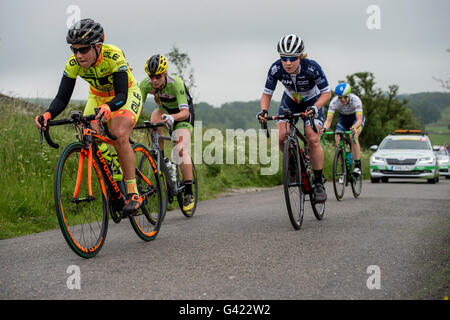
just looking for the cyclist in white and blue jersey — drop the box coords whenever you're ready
[257,34,331,203]
[322,83,365,176]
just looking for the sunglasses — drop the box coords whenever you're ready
[338,95,349,100]
[70,45,93,54]
[150,74,163,80]
[280,56,299,62]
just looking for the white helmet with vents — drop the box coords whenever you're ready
[277,34,305,57]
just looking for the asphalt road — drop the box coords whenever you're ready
[1,179,449,300]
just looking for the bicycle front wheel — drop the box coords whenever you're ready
[332,148,346,201]
[283,140,304,230]
[131,143,165,241]
[54,142,108,259]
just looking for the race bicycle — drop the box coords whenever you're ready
[38,110,164,258]
[261,110,325,230]
[322,130,362,201]
[133,121,198,218]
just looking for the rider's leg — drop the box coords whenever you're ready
[351,126,362,160]
[276,121,290,152]
[335,134,341,146]
[305,114,327,203]
[305,124,324,178]
[173,126,195,211]
[173,128,193,182]
[352,126,363,173]
[109,115,136,191]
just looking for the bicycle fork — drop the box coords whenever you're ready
[71,145,125,207]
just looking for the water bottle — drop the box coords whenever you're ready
[110,152,123,181]
[98,142,112,163]
[98,143,122,181]
[347,153,353,166]
[165,158,177,183]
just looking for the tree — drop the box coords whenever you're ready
[343,72,420,147]
[166,45,196,99]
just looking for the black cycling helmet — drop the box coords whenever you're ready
[66,19,104,45]
[145,54,168,77]
[277,34,305,57]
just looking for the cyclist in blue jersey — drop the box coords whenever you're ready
[257,34,331,203]
[322,83,365,176]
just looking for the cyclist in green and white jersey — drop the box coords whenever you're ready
[139,54,195,212]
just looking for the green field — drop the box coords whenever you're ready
[426,121,450,146]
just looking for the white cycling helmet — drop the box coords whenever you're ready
[277,34,305,57]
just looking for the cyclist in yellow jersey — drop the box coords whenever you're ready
[34,19,144,214]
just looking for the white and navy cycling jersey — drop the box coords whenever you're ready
[328,94,363,116]
[263,58,330,103]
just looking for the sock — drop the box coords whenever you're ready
[313,170,323,183]
[355,159,361,168]
[184,180,193,195]
[126,179,139,195]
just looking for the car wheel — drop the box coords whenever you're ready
[371,177,380,183]
[381,177,389,183]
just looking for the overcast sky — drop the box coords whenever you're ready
[0,0,449,107]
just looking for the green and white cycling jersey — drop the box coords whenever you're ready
[139,74,192,111]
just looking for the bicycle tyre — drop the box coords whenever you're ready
[54,142,108,258]
[283,140,304,230]
[308,159,326,221]
[131,143,166,241]
[332,148,346,201]
[177,160,198,218]
[351,166,363,199]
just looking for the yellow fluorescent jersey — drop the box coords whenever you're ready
[63,44,136,94]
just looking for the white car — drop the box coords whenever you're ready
[369,131,439,183]
[435,148,450,179]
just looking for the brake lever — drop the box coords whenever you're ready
[259,120,269,138]
[39,128,44,145]
[97,118,105,136]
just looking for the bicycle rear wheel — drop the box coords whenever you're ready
[55,142,108,258]
[332,148,346,201]
[131,143,165,241]
[177,158,198,218]
[283,140,304,230]
[351,166,363,198]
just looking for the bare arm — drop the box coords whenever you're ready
[314,91,331,109]
[323,113,334,130]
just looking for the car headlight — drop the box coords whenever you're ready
[439,158,449,163]
[418,157,433,164]
[371,156,385,164]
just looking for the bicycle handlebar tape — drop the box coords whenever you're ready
[43,124,60,149]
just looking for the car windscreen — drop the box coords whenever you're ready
[379,137,431,150]
[436,150,448,156]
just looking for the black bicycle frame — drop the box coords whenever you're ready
[288,120,313,193]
